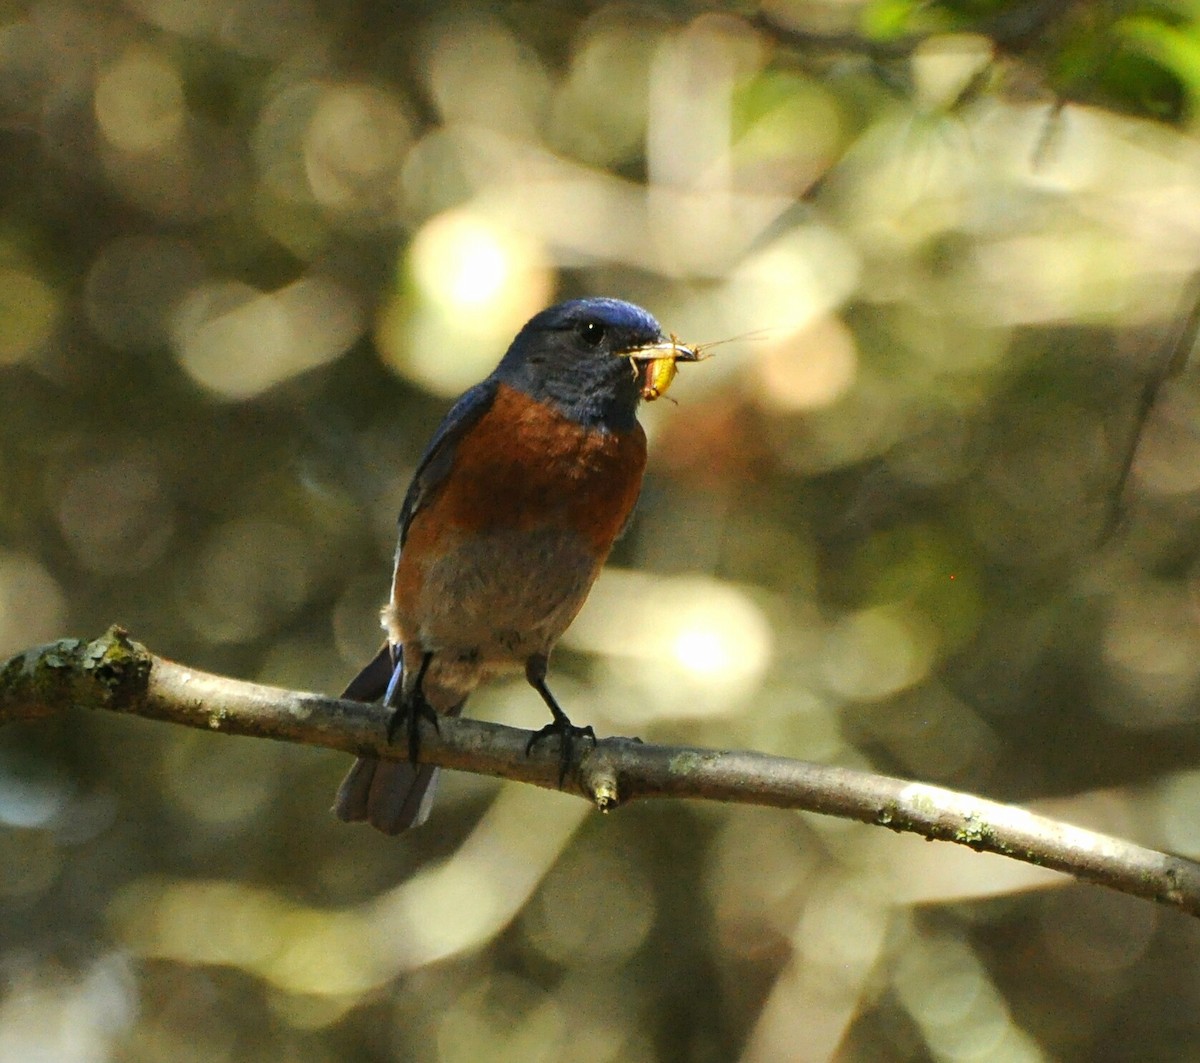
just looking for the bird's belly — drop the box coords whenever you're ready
[390,526,598,666]
[385,385,646,694]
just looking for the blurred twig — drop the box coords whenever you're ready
[1104,271,1200,539]
[4,626,1200,917]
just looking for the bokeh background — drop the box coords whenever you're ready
[5,0,1200,1059]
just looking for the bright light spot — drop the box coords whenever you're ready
[672,625,728,676]
[797,874,892,971]
[732,70,842,196]
[424,14,551,135]
[894,932,1047,1063]
[718,226,860,337]
[0,264,57,364]
[0,767,71,829]
[94,44,185,154]
[912,34,993,110]
[1152,769,1200,856]
[563,569,774,720]
[448,236,506,306]
[377,209,553,395]
[549,21,659,166]
[304,84,412,215]
[821,605,935,701]
[109,878,380,997]
[410,210,529,313]
[109,785,588,996]
[0,954,137,1062]
[173,275,363,400]
[255,80,326,201]
[374,785,586,969]
[757,314,858,411]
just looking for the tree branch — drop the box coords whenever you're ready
[4,627,1199,917]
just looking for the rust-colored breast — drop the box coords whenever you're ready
[392,384,647,631]
[420,383,644,546]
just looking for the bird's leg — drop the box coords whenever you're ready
[385,648,439,764]
[524,653,595,786]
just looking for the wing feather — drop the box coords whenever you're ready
[397,379,498,548]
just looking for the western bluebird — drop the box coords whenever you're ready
[334,298,694,833]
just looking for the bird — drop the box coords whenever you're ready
[333,297,695,834]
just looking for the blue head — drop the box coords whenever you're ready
[493,298,666,431]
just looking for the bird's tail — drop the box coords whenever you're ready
[334,755,442,834]
[332,643,462,834]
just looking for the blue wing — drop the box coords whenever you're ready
[398,379,498,547]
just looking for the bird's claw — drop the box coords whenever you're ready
[526,719,596,787]
[386,692,440,764]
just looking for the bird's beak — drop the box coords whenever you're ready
[622,335,702,402]
[622,338,700,362]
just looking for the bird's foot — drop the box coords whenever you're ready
[386,692,440,764]
[526,715,596,788]
[383,652,439,763]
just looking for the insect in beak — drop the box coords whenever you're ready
[622,326,767,402]
[625,335,704,402]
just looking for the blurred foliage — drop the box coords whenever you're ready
[5,0,1200,1060]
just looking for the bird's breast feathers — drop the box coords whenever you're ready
[387,383,647,660]
[418,382,646,547]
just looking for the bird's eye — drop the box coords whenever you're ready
[580,320,606,346]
